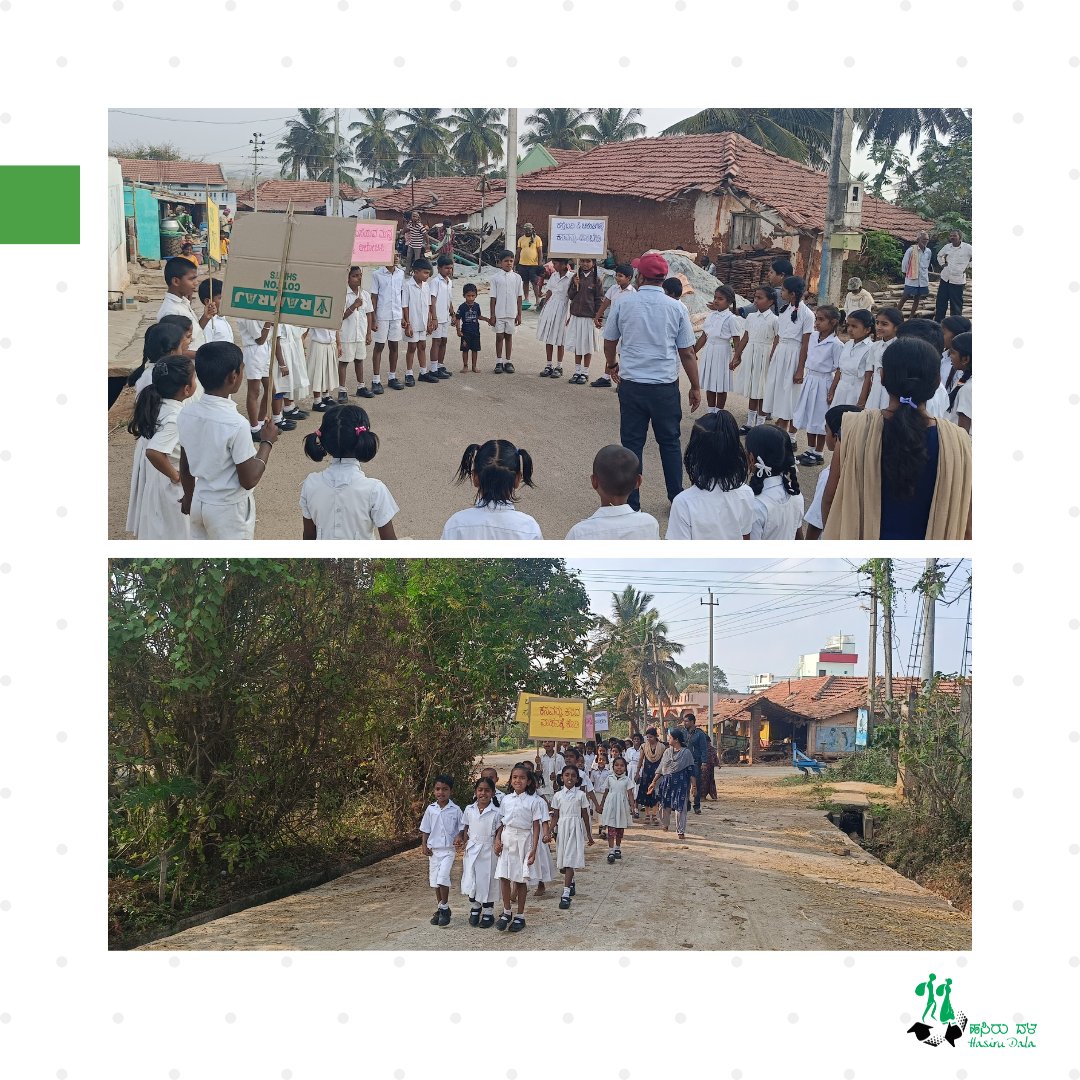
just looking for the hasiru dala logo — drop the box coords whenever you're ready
[906,973,968,1046]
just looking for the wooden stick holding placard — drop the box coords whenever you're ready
[204,182,215,302]
[263,200,295,425]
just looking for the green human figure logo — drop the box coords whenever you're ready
[317,298,329,315]
[936,977,955,1023]
[915,973,939,1022]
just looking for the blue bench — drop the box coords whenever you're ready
[793,744,827,776]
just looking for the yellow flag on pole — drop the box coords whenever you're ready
[207,195,221,263]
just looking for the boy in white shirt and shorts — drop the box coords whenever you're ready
[489,250,523,374]
[338,265,374,401]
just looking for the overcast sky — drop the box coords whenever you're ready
[565,558,971,692]
[107,107,879,179]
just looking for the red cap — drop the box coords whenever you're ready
[632,252,669,278]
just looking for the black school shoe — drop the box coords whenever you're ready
[404,373,416,387]
[418,371,439,384]
[312,398,334,411]
[282,407,309,420]
[429,910,442,926]
[508,916,526,933]
[540,365,553,377]
[273,416,297,431]
[613,849,622,859]
[437,907,451,926]
[607,852,616,864]
[371,382,385,395]
[559,895,571,909]
[591,375,612,387]
[386,378,404,390]
[569,882,576,896]
[496,912,512,931]
[337,390,349,404]
[478,911,495,928]
[493,362,505,373]
[502,362,515,373]
[468,908,481,927]
[435,368,452,379]
[355,386,374,399]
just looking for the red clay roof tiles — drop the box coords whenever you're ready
[118,158,226,186]
[367,176,506,217]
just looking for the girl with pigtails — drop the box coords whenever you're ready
[299,405,398,539]
[440,438,542,539]
[745,423,803,540]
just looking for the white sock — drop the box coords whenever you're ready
[338,385,346,394]
[502,908,512,918]
[438,901,449,910]
[251,421,262,433]
[562,886,571,898]
[575,363,583,375]
[747,410,757,425]
[430,360,440,372]
[419,365,429,374]
[756,413,767,426]
[708,406,719,414]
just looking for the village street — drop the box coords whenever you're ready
[140,765,970,952]
[108,267,828,541]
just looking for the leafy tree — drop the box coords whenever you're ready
[661,109,834,167]
[275,108,359,185]
[852,108,971,154]
[109,141,187,161]
[675,662,730,694]
[893,132,972,240]
[582,108,645,147]
[349,108,402,186]
[521,108,592,151]
[396,108,453,178]
[447,108,507,174]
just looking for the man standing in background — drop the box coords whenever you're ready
[516,222,544,307]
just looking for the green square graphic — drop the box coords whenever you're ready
[0,166,80,244]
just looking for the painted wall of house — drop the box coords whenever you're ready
[133,186,161,261]
[811,719,857,754]
[107,158,129,293]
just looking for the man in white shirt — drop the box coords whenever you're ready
[369,261,405,392]
[933,230,972,321]
[565,444,660,539]
[489,250,524,374]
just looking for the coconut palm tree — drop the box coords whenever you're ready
[852,108,971,153]
[582,108,646,147]
[395,108,453,178]
[276,108,335,180]
[348,108,401,186]
[447,108,507,174]
[661,108,834,167]
[520,108,592,151]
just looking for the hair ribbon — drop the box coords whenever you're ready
[899,396,918,408]
[356,426,367,434]
[753,460,773,478]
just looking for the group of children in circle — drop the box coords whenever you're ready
[123,253,971,541]
[418,739,640,933]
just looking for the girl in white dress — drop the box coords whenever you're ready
[865,307,902,410]
[732,286,781,431]
[762,276,815,444]
[460,777,502,928]
[589,750,612,838]
[829,309,875,409]
[536,257,572,377]
[695,285,740,411]
[792,306,842,466]
[745,423,803,540]
[551,765,593,909]
[944,331,972,433]
[279,322,311,420]
[493,765,543,933]
[442,439,542,540]
[305,326,340,412]
[299,405,399,540]
[666,411,756,540]
[125,356,197,540]
[599,756,637,864]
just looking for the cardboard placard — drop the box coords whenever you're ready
[527,697,587,741]
[220,211,356,329]
[593,710,609,733]
[547,214,608,259]
[352,219,398,265]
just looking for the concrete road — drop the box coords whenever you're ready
[140,770,970,952]
[108,283,827,540]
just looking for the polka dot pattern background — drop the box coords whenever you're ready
[0,0,1077,1076]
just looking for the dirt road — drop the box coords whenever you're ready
[108,281,826,540]
[141,769,969,952]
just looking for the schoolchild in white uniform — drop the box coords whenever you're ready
[489,250,524,373]
[401,259,439,385]
[894,318,952,420]
[566,444,660,540]
[550,764,594,909]
[494,765,544,933]
[792,306,843,466]
[589,263,635,387]
[732,286,780,431]
[940,317,971,390]
[428,255,455,379]
[589,753,612,836]
[526,783,555,896]
[177,341,278,541]
[419,774,465,927]
[299,404,399,540]
[237,318,289,441]
[829,309,875,409]
[599,756,637,863]
[369,262,406,392]
[305,324,340,413]
[460,777,502,928]
[944,331,972,433]
[125,356,197,540]
[534,742,565,803]
[442,438,542,540]
[278,322,311,422]
[762,276,815,445]
[157,257,207,356]
[565,258,604,383]
[865,308,902,411]
[338,266,375,402]
[666,411,756,540]
[198,278,233,344]
[536,257,573,377]
[802,404,861,540]
[622,736,642,786]
[695,285,740,411]
[745,423,803,541]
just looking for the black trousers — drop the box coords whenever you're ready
[617,378,684,511]
[934,280,966,320]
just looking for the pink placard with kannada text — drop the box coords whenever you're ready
[352,219,397,265]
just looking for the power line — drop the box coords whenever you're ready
[109,110,298,125]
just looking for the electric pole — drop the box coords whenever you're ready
[818,107,854,306]
[505,108,518,255]
[867,569,878,723]
[331,108,341,216]
[700,588,720,740]
[881,561,894,706]
[250,132,266,213]
[920,558,938,688]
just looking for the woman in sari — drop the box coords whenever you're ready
[648,728,696,839]
[700,736,719,801]
[635,727,664,826]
